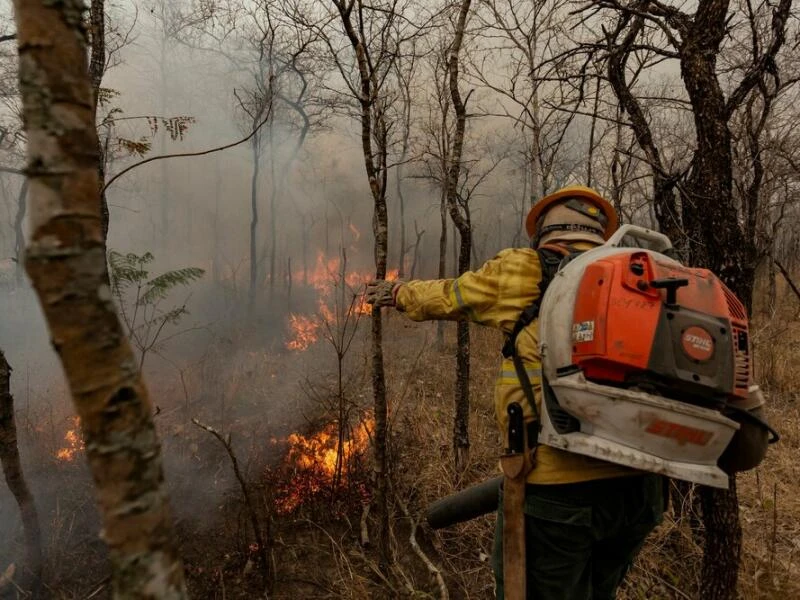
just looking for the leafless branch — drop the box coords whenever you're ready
[103,109,273,192]
[191,419,272,594]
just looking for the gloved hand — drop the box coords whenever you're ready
[365,279,404,308]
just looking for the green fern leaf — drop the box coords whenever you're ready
[139,267,205,305]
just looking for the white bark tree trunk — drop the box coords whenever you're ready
[11,2,188,597]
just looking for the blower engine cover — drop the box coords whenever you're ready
[538,225,747,488]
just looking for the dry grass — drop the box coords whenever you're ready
[734,280,800,600]
[380,280,800,600]
[2,279,797,599]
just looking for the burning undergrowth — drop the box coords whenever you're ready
[285,250,398,352]
[55,416,84,462]
[266,416,373,517]
[274,245,382,516]
[11,236,393,596]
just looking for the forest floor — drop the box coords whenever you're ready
[1,284,799,599]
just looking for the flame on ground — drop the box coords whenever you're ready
[286,250,399,351]
[273,418,373,515]
[56,416,84,462]
[285,314,321,351]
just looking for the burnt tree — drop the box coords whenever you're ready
[233,17,276,312]
[446,0,473,475]
[600,0,793,596]
[0,350,42,597]
[325,0,412,564]
[393,40,418,278]
[11,1,188,597]
[89,0,110,245]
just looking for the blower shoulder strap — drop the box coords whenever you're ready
[501,246,584,434]
[501,246,570,360]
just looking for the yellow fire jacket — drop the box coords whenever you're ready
[395,245,636,484]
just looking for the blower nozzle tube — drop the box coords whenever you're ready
[425,476,503,529]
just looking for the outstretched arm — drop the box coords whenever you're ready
[367,248,541,329]
[396,275,485,322]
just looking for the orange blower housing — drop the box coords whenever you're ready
[571,251,750,405]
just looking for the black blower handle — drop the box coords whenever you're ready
[648,277,689,305]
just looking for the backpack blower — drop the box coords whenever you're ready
[426,225,777,529]
[537,224,769,489]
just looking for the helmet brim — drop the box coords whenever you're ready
[525,186,619,240]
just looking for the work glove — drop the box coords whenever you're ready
[365,279,404,308]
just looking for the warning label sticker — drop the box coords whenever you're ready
[572,321,595,343]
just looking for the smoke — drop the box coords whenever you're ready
[0,0,552,583]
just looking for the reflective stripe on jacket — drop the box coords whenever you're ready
[395,246,636,485]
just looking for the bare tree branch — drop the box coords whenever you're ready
[192,419,272,594]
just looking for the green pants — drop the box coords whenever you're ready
[492,474,664,600]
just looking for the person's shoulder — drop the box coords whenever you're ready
[493,247,539,264]
[486,247,541,276]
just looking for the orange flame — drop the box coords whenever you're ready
[273,418,373,514]
[285,250,401,350]
[56,416,84,462]
[285,314,321,351]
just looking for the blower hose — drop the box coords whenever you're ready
[425,476,503,530]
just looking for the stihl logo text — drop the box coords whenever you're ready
[681,326,715,361]
[684,335,711,350]
[645,419,713,446]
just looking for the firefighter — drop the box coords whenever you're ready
[366,186,665,600]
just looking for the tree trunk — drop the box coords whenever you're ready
[680,4,754,295]
[679,9,749,596]
[767,254,777,313]
[157,18,170,254]
[447,0,473,475]
[12,2,188,597]
[700,480,743,599]
[13,179,28,285]
[610,107,625,218]
[330,0,393,564]
[604,1,792,594]
[0,350,42,597]
[606,17,683,250]
[395,105,411,278]
[268,127,277,305]
[528,65,543,204]
[497,211,503,251]
[437,188,447,349]
[410,221,424,280]
[451,220,458,276]
[394,53,414,278]
[397,166,406,278]
[369,108,391,565]
[89,0,109,247]
[212,158,222,285]
[452,231,471,475]
[287,256,292,312]
[323,199,329,257]
[586,74,602,187]
[249,136,260,311]
[453,290,470,475]
[529,127,543,205]
[301,214,309,286]
[678,1,788,594]
[514,163,527,247]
